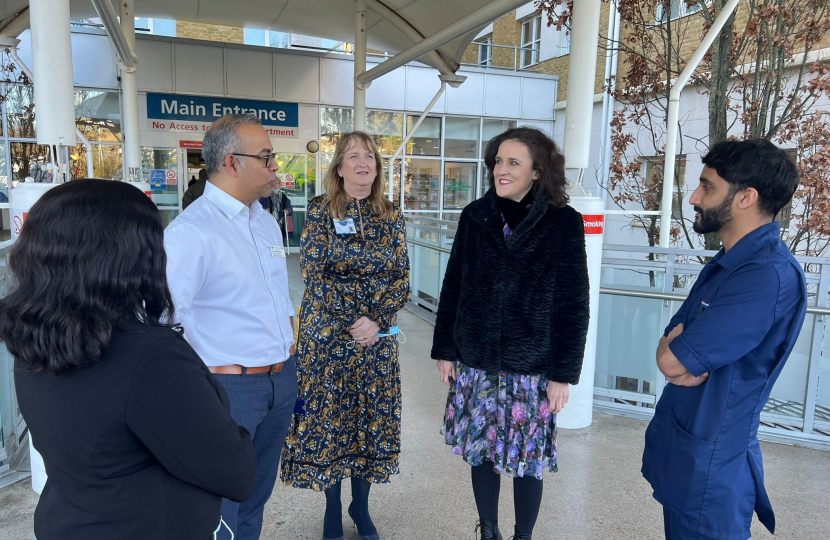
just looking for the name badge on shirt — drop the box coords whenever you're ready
[333,218,357,235]
[270,246,286,258]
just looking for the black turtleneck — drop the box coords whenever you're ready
[496,191,535,230]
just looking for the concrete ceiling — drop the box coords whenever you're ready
[0,0,524,70]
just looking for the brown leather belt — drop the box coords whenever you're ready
[208,363,284,375]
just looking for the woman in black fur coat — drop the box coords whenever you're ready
[431,127,589,540]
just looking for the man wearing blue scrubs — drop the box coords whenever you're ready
[642,139,807,540]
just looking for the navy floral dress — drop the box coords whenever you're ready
[280,195,410,491]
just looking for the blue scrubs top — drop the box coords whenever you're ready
[642,222,807,540]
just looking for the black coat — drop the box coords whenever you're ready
[15,319,256,540]
[431,189,590,384]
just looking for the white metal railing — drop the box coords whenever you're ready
[405,216,830,450]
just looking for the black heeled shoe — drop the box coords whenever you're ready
[509,526,532,540]
[474,519,503,540]
[347,503,380,540]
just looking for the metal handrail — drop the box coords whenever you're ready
[601,286,830,316]
[408,238,452,254]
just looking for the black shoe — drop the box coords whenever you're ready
[474,520,503,540]
[509,526,532,540]
[348,503,380,540]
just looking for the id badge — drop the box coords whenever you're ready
[270,245,286,258]
[333,218,357,235]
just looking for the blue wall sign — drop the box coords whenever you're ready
[146,93,299,127]
[150,169,166,191]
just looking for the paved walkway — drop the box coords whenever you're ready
[2,254,829,539]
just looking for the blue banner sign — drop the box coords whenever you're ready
[146,93,299,127]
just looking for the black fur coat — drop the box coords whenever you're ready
[430,189,589,384]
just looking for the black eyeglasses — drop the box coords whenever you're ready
[228,152,277,168]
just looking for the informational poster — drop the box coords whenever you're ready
[165,169,177,185]
[280,173,295,188]
[150,169,166,191]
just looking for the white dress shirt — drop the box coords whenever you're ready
[164,182,295,367]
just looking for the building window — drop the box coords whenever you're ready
[365,111,404,156]
[405,116,442,157]
[656,1,706,23]
[75,90,121,142]
[520,15,542,68]
[134,18,176,37]
[478,36,493,67]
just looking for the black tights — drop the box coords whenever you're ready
[323,478,377,539]
[471,462,544,536]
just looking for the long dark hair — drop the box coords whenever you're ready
[0,179,176,374]
[484,127,569,208]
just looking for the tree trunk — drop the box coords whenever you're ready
[704,0,737,251]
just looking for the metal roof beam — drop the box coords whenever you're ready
[356,0,527,86]
[90,0,138,71]
[364,0,456,76]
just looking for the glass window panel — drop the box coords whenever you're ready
[321,108,354,152]
[141,147,179,207]
[443,162,476,211]
[153,18,177,37]
[10,142,52,183]
[366,111,403,155]
[134,17,150,33]
[404,158,440,211]
[0,208,9,241]
[75,90,121,142]
[381,158,402,204]
[405,116,441,157]
[320,153,333,193]
[244,28,266,46]
[0,144,8,203]
[481,119,517,157]
[158,209,180,229]
[444,117,480,158]
[6,85,36,139]
[269,31,291,48]
[70,144,122,180]
[274,153,315,208]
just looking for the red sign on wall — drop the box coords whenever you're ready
[583,214,605,235]
[179,140,203,149]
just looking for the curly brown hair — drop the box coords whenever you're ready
[484,127,569,208]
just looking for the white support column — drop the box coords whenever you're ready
[354,0,368,132]
[120,0,141,182]
[29,0,75,180]
[563,0,602,174]
[558,0,604,430]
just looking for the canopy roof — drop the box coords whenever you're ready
[0,0,530,71]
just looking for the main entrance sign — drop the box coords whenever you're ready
[146,93,299,137]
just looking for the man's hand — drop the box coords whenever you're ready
[350,316,380,346]
[437,360,456,386]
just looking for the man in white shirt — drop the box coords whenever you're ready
[165,114,297,540]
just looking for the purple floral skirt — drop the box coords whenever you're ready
[441,363,558,479]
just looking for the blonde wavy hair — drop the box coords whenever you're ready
[323,131,395,221]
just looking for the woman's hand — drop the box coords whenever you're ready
[350,316,380,346]
[437,360,456,386]
[546,381,570,415]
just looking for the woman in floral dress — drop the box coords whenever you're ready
[280,132,409,540]
[432,127,590,540]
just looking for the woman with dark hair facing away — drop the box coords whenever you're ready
[280,132,410,540]
[0,179,257,540]
[432,127,590,539]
